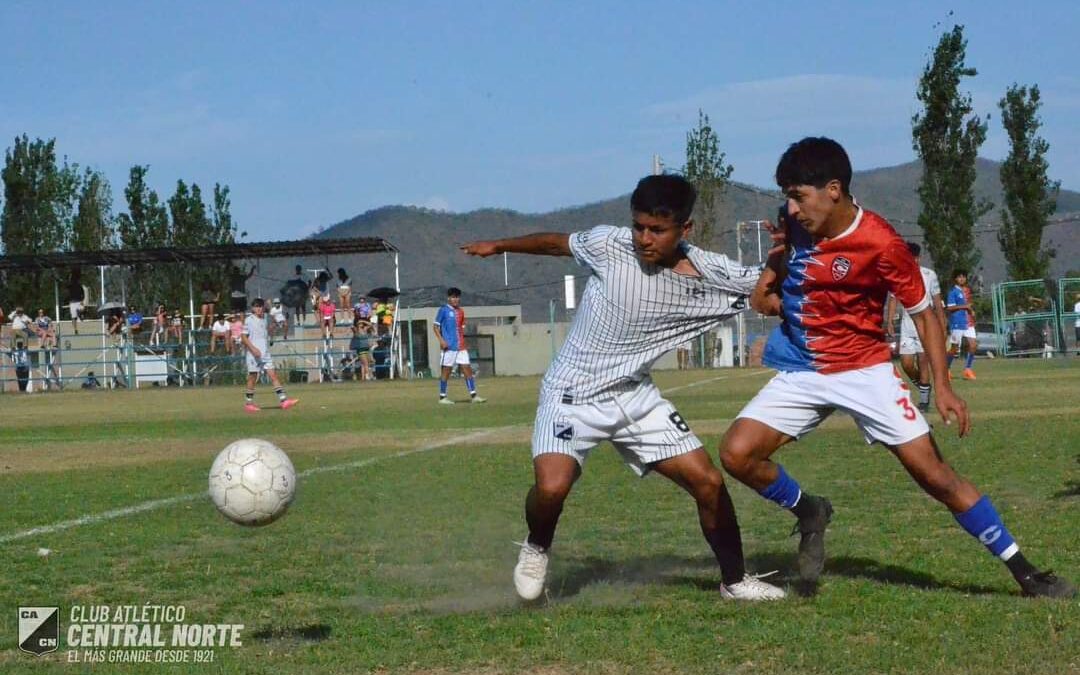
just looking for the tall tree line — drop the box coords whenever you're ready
[914,23,1058,286]
[0,136,237,315]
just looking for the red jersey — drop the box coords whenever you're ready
[763,208,930,374]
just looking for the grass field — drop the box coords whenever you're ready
[1,358,1078,674]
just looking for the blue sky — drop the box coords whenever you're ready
[2,1,1077,241]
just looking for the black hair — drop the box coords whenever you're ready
[337,268,347,278]
[906,241,921,257]
[775,137,852,195]
[447,287,462,298]
[629,174,696,224]
[953,269,968,279]
[251,298,265,308]
[295,264,303,273]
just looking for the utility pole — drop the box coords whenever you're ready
[735,222,745,368]
[652,154,664,175]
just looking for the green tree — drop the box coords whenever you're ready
[912,24,991,283]
[168,180,210,247]
[997,84,1058,281]
[115,165,171,308]
[683,110,733,248]
[116,165,169,249]
[0,135,80,308]
[71,168,115,252]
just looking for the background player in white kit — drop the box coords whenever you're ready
[885,242,947,412]
[462,175,785,602]
[240,298,299,413]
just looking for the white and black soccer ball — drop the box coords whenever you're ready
[208,439,296,526]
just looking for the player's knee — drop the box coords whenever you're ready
[718,438,753,478]
[533,474,574,503]
[691,469,725,504]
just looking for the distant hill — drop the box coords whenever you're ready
[282,159,1079,321]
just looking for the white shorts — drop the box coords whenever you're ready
[245,351,275,374]
[898,334,924,355]
[737,362,930,447]
[532,382,701,476]
[440,349,471,368]
[950,327,977,343]
[68,301,83,318]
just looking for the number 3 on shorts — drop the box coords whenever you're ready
[895,397,916,421]
[668,411,691,433]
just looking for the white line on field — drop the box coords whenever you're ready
[0,427,504,545]
[661,369,768,394]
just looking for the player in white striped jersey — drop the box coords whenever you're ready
[884,242,947,412]
[463,174,784,602]
[240,298,299,413]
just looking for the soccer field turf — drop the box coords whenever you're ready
[1,359,1077,674]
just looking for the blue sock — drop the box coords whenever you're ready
[465,377,476,394]
[965,352,974,369]
[758,465,803,509]
[947,353,955,369]
[954,496,1018,560]
[439,380,448,397]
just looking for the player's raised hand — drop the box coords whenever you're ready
[935,387,971,438]
[461,241,500,257]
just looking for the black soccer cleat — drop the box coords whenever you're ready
[1018,570,1077,598]
[791,495,833,583]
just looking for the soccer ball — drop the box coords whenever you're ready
[208,439,296,526]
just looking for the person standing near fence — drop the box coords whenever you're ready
[945,270,978,380]
[11,339,31,392]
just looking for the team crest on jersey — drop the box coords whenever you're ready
[553,422,575,441]
[831,256,852,280]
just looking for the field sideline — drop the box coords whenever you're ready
[1,359,1077,674]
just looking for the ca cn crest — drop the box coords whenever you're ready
[831,256,852,281]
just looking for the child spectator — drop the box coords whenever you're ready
[229,313,244,352]
[10,339,31,392]
[319,297,336,339]
[168,309,184,342]
[353,296,372,324]
[35,309,56,349]
[349,319,375,381]
[269,298,289,342]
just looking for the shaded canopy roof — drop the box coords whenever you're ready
[0,237,397,272]
[396,285,520,308]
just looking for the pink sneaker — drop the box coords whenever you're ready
[244,403,261,413]
[280,398,299,410]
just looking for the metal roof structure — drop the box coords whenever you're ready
[0,237,397,272]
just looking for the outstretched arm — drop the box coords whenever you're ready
[461,233,571,258]
[750,247,786,316]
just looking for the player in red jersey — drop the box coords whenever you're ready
[718,137,1073,598]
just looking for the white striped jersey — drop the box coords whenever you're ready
[898,266,940,339]
[243,313,270,352]
[542,225,760,403]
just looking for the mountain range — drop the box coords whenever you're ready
[299,159,1079,321]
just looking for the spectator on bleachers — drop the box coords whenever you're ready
[269,298,288,342]
[337,268,352,311]
[319,297,336,339]
[150,304,168,345]
[107,311,125,338]
[353,296,371,324]
[10,307,35,340]
[67,268,87,334]
[210,313,230,353]
[168,309,184,342]
[35,309,56,350]
[349,319,375,381]
[199,281,219,329]
[380,301,395,335]
[229,313,244,352]
[126,306,144,335]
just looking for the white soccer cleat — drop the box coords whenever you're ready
[438,397,455,405]
[470,395,487,403]
[719,572,786,601]
[513,541,549,601]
